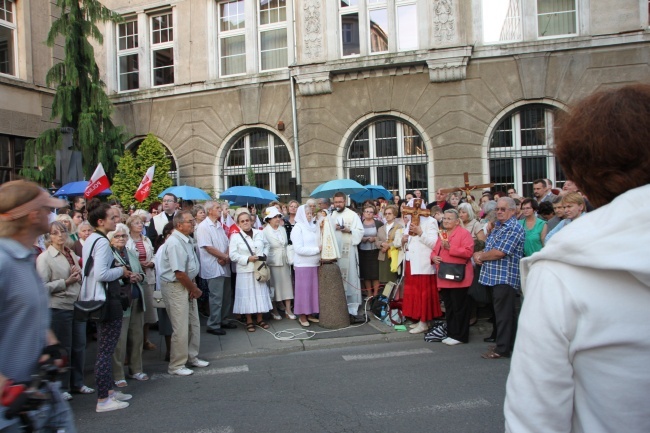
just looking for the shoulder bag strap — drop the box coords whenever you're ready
[83,238,102,277]
[239,232,255,256]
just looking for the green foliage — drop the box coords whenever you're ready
[134,134,172,209]
[246,166,256,186]
[109,134,172,210]
[21,0,128,185]
[110,151,139,209]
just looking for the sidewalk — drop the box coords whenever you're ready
[84,311,493,377]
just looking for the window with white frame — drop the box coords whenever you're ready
[0,0,16,76]
[259,0,287,71]
[488,104,565,197]
[117,18,139,91]
[537,0,577,38]
[368,0,388,54]
[151,12,174,86]
[224,129,293,201]
[344,118,428,199]
[218,0,246,76]
[340,1,360,56]
[396,0,418,51]
[482,0,522,44]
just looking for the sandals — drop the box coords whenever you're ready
[299,319,310,327]
[114,380,128,387]
[129,372,149,381]
[271,312,282,321]
[246,323,256,332]
[285,312,296,320]
[307,316,319,323]
[256,321,270,329]
[143,341,157,351]
[72,385,95,394]
[481,350,509,359]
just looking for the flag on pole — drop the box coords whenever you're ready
[134,165,155,202]
[84,163,110,199]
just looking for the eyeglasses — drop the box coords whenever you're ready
[183,219,196,224]
[274,215,283,219]
[495,207,511,212]
[113,234,128,239]
[239,219,251,223]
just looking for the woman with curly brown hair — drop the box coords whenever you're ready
[505,84,650,433]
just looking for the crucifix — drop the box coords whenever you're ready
[401,198,430,229]
[439,172,494,197]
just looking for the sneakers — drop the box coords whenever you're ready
[188,358,209,368]
[96,398,129,412]
[169,367,194,376]
[112,391,132,401]
[442,337,463,346]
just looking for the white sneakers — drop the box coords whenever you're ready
[169,367,194,376]
[442,337,463,346]
[96,392,132,413]
[188,358,210,368]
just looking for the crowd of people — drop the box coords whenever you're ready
[1,84,648,431]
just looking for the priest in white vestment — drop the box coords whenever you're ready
[329,192,364,317]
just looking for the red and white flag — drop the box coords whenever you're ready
[84,163,110,199]
[134,165,155,202]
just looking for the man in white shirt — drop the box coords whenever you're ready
[196,202,236,336]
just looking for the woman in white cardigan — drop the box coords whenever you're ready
[262,207,295,320]
[400,199,441,334]
[229,210,273,332]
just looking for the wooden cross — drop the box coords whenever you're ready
[401,198,430,228]
[439,172,494,197]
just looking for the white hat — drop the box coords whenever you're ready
[263,206,282,221]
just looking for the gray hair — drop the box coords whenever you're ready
[443,209,459,219]
[107,223,129,240]
[497,197,517,210]
[317,197,331,206]
[77,220,92,231]
[204,201,219,212]
[458,203,475,221]
[482,200,497,214]
[306,198,317,208]
[173,211,192,228]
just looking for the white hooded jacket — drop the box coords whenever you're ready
[505,184,650,433]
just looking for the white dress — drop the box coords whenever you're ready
[229,230,273,314]
[262,225,293,302]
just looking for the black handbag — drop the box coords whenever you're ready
[74,238,107,322]
[438,262,466,281]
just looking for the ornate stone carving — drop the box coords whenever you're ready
[295,72,332,96]
[433,0,455,43]
[427,57,469,83]
[303,0,323,60]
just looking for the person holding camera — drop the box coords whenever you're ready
[0,180,77,432]
[229,210,272,332]
[80,199,135,412]
[108,224,147,387]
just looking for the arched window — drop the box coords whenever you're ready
[128,137,179,185]
[344,118,428,198]
[223,128,292,201]
[488,104,565,197]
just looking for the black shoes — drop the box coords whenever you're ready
[483,337,496,343]
[207,328,226,336]
[221,322,237,329]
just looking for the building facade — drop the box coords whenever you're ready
[4,1,649,200]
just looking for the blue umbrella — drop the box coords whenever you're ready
[310,179,367,199]
[158,185,212,201]
[219,186,278,205]
[53,181,112,197]
[350,185,393,202]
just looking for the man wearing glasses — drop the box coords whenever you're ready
[158,211,209,376]
[473,197,525,360]
[147,193,179,248]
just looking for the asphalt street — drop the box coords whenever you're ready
[69,337,510,433]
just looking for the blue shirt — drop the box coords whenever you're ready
[0,239,50,429]
[479,216,525,290]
